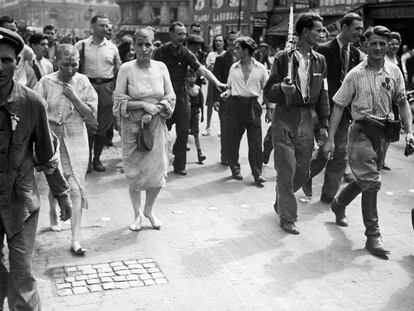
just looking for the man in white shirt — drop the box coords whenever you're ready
[222,37,269,186]
[75,15,122,173]
[29,33,54,82]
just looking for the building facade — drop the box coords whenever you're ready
[193,0,257,46]
[0,0,119,37]
[115,0,190,42]
[266,0,414,49]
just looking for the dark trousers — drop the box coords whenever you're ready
[263,125,273,161]
[303,120,350,200]
[273,106,315,222]
[218,100,229,163]
[166,88,191,171]
[89,81,115,160]
[227,96,263,177]
[0,212,40,311]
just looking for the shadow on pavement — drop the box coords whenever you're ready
[380,255,414,310]
[262,222,371,297]
[179,213,285,278]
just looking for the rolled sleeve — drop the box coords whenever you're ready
[185,49,201,72]
[394,69,407,104]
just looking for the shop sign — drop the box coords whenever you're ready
[194,11,244,23]
[254,18,267,27]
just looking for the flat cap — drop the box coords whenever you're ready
[0,27,24,54]
[186,34,204,44]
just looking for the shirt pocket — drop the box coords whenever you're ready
[104,56,114,65]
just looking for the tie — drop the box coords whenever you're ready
[340,46,347,82]
[32,60,42,81]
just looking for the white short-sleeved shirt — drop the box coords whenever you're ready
[333,57,406,120]
[75,36,121,79]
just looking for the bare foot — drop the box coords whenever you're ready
[144,213,162,229]
[129,215,143,231]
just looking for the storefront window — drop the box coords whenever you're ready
[194,0,205,11]
[226,24,250,36]
[211,0,224,9]
[208,25,222,46]
[228,0,246,7]
[256,0,267,11]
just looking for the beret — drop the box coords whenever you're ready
[186,34,204,44]
[0,27,24,54]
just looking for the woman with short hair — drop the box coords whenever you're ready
[36,43,98,255]
[114,28,176,231]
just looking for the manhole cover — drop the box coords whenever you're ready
[52,258,168,296]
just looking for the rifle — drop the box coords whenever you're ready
[286,3,295,83]
[284,3,296,106]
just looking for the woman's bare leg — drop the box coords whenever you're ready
[143,187,162,229]
[129,185,143,230]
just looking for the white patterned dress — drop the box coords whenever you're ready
[114,60,176,190]
[36,72,98,208]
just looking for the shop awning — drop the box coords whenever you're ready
[266,14,342,37]
[266,16,298,37]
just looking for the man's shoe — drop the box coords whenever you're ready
[320,193,334,204]
[280,219,299,235]
[254,175,266,186]
[197,150,206,164]
[382,164,391,171]
[331,199,348,227]
[302,181,312,198]
[174,169,187,176]
[92,158,106,172]
[232,173,243,180]
[365,236,390,256]
[201,128,210,136]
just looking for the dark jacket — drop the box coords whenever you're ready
[264,49,330,128]
[0,81,68,237]
[315,39,361,122]
[212,50,235,102]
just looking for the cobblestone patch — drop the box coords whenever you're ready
[52,258,167,296]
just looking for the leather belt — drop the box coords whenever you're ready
[89,77,113,84]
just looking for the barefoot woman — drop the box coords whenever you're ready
[114,28,175,230]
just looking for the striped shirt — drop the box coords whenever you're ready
[333,57,406,120]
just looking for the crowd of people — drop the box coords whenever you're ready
[1,11,414,311]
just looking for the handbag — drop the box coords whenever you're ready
[384,114,401,143]
[136,122,154,152]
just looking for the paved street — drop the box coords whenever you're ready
[6,113,414,311]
